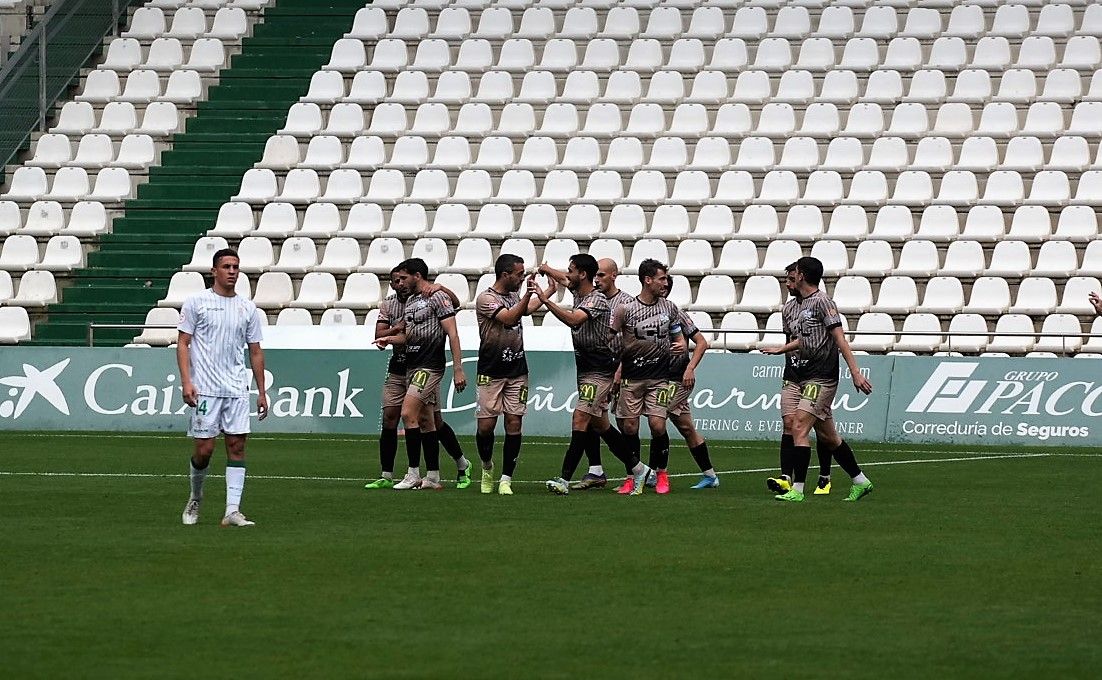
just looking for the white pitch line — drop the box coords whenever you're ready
[0,451,1075,484]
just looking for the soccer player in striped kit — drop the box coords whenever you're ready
[763,257,874,503]
[610,258,684,495]
[178,248,268,527]
[538,253,651,496]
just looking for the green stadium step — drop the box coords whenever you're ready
[98,232,206,246]
[75,267,185,280]
[156,149,261,167]
[87,250,190,269]
[32,324,146,345]
[72,274,175,289]
[122,198,229,211]
[62,285,163,305]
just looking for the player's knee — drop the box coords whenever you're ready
[570,410,591,431]
[476,418,496,436]
[503,414,522,435]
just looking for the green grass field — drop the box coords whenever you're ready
[1,432,1099,679]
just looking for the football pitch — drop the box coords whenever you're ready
[1,432,1098,679]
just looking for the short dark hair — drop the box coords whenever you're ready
[395,258,429,279]
[637,258,667,282]
[212,248,239,268]
[795,256,824,285]
[495,253,525,278]
[785,261,798,274]
[569,253,598,283]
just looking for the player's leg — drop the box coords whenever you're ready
[395,377,427,489]
[815,418,874,501]
[183,436,215,525]
[614,380,646,493]
[546,407,593,494]
[433,410,471,484]
[671,408,719,489]
[776,409,815,502]
[812,420,839,495]
[497,377,527,496]
[220,397,255,526]
[643,382,673,494]
[569,427,608,490]
[418,400,443,489]
[366,374,404,489]
[475,376,504,493]
[768,382,801,494]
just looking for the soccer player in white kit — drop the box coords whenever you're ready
[178,248,268,527]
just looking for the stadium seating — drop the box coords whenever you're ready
[1,0,1101,353]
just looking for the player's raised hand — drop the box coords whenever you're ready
[531,280,550,303]
[853,372,873,395]
[1089,291,1102,315]
[544,276,557,299]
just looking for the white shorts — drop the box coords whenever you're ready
[188,396,251,439]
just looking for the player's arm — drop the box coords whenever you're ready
[682,330,708,390]
[423,281,462,309]
[248,342,268,420]
[830,325,873,394]
[537,263,569,287]
[495,282,536,327]
[176,331,197,407]
[535,282,589,327]
[761,338,799,355]
[441,315,467,392]
[525,275,552,314]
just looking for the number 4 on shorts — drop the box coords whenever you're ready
[197,399,208,415]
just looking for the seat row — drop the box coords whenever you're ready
[147,0,270,9]
[121,6,249,41]
[75,69,205,105]
[228,166,1102,208]
[0,201,110,237]
[1,168,135,203]
[259,133,1102,174]
[100,37,229,72]
[844,312,1101,354]
[321,36,1102,74]
[26,134,158,170]
[208,200,1100,244]
[0,236,87,273]
[50,101,182,137]
[343,3,1102,42]
[300,67,1102,107]
[276,100,1102,140]
[178,232,1102,282]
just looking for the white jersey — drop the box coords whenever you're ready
[178,288,264,398]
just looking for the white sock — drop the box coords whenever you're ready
[225,465,246,514]
[793,482,805,493]
[407,466,420,478]
[457,456,470,471]
[854,473,870,485]
[588,465,604,475]
[703,468,716,478]
[381,471,393,480]
[631,461,646,475]
[500,474,512,483]
[189,461,207,501]
[426,470,440,482]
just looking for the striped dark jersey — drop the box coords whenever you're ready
[668,309,700,382]
[475,288,527,379]
[605,289,635,358]
[781,289,843,382]
[570,290,618,376]
[403,290,456,371]
[611,297,683,380]
[378,293,408,376]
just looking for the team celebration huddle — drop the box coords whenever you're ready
[176,248,875,526]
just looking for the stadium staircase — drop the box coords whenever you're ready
[27,0,366,345]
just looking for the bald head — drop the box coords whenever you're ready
[594,258,619,296]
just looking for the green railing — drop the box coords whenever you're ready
[0,0,139,173]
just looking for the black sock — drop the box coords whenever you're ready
[584,426,603,466]
[405,427,422,469]
[475,431,495,466]
[503,433,522,477]
[831,440,863,479]
[436,420,465,462]
[600,426,637,469]
[817,441,833,478]
[780,434,795,479]
[190,456,210,470]
[561,430,588,481]
[625,432,641,474]
[423,431,440,472]
[649,432,670,470]
[379,427,398,475]
[689,441,713,473]
[793,445,812,485]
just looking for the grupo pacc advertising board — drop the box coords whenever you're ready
[0,348,1098,446]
